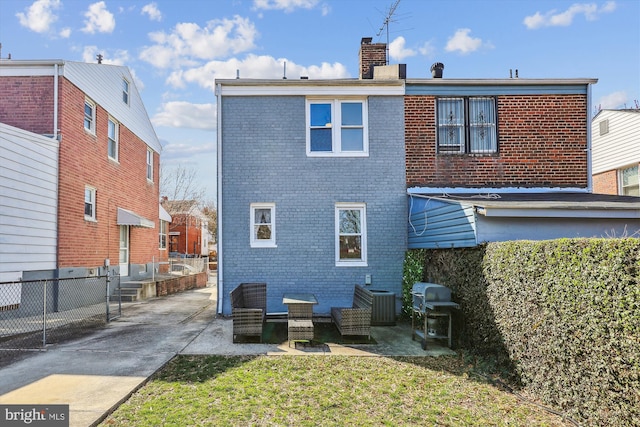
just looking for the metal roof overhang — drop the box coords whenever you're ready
[117,208,154,228]
[408,191,640,219]
[159,204,172,222]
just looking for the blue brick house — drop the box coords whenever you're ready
[216,63,407,315]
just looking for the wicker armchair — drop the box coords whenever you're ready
[331,285,373,339]
[230,282,267,343]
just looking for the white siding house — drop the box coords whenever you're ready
[592,109,640,196]
[0,123,59,281]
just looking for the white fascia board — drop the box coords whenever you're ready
[478,207,640,219]
[219,84,404,96]
[407,187,590,195]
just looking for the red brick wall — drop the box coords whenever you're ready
[0,76,55,134]
[156,272,207,296]
[56,78,160,268]
[168,214,204,255]
[593,170,618,194]
[1,74,161,269]
[405,94,589,188]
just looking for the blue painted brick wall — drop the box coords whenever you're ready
[220,95,406,315]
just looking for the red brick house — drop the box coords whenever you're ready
[161,199,209,257]
[357,38,639,247]
[0,59,165,280]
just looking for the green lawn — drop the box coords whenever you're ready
[100,355,569,426]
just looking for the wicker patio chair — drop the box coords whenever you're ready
[331,285,373,339]
[230,282,267,343]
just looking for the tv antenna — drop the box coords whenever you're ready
[376,0,401,64]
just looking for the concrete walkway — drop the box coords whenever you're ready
[0,275,455,427]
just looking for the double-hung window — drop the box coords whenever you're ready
[307,99,368,156]
[250,203,276,248]
[84,186,96,221]
[84,99,96,134]
[620,165,639,196]
[108,117,119,161]
[437,97,497,153]
[146,148,153,181]
[335,203,367,267]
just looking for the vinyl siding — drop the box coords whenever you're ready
[592,110,640,174]
[407,197,477,249]
[0,123,58,281]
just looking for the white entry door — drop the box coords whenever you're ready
[119,225,129,276]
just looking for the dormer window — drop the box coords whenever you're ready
[122,79,130,105]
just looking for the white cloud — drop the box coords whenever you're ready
[418,40,436,57]
[524,2,617,29]
[161,141,216,160]
[165,54,349,90]
[152,102,217,130]
[142,2,162,22]
[16,0,61,34]
[81,45,130,66]
[598,91,628,109]
[253,0,320,13]
[139,16,258,69]
[59,27,71,38]
[445,29,484,55]
[389,36,416,61]
[82,1,116,34]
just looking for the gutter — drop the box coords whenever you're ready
[215,81,223,315]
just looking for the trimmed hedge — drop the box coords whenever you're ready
[404,238,640,427]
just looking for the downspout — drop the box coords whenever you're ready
[586,83,593,192]
[53,63,60,309]
[215,81,223,314]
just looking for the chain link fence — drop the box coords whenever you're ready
[0,275,121,365]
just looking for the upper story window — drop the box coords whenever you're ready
[122,79,130,105]
[250,203,276,248]
[84,99,96,134]
[620,165,639,196]
[436,97,497,154]
[335,203,367,267]
[108,117,119,161]
[307,99,368,157]
[146,148,153,181]
[84,186,96,221]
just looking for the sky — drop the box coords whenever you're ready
[1,0,639,202]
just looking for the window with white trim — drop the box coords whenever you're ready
[620,165,639,196]
[307,99,368,156]
[159,219,167,249]
[122,78,130,105]
[250,203,276,248]
[108,117,119,161]
[146,148,153,181]
[436,97,497,153]
[84,99,96,134]
[335,203,367,267]
[84,186,96,221]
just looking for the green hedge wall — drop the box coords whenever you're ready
[404,238,640,427]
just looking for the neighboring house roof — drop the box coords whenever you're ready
[162,200,207,220]
[0,59,161,153]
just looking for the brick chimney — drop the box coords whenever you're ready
[359,37,387,79]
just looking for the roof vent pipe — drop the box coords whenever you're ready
[430,62,444,78]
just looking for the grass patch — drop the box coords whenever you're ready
[100,355,570,426]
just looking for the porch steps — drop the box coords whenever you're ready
[115,281,157,302]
